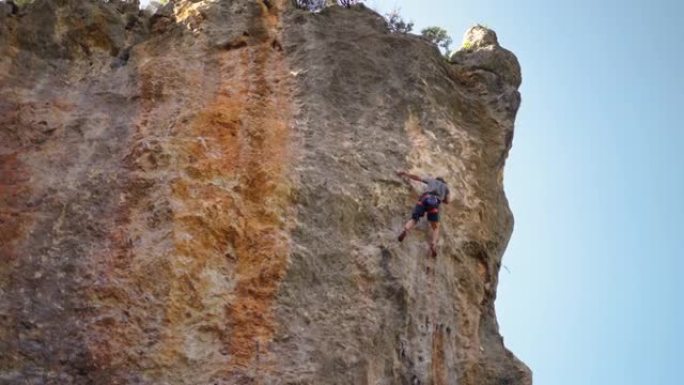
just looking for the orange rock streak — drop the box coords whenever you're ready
[0,153,30,262]
[167,1,293,377]
[431,328,447,385]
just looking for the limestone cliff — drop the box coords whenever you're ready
[0,1,531,384]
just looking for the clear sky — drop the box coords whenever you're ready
[363,0,683,384]
[139,0,683,383]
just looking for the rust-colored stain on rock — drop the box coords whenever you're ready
[165,0,294,377]
[0,153,31,261]
[432,327,447,385]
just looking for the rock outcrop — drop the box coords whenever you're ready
[0,1,530,384]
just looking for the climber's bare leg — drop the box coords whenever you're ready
[398,219,416,242]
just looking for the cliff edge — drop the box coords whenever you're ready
[0,1,531,384]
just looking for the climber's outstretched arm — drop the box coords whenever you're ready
[396,170,427,184]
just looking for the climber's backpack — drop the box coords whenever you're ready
[423,194,440,208]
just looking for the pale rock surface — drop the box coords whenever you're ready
[0,1,531,384]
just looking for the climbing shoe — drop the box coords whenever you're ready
[398,230,407,242]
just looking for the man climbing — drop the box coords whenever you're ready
[396,170,450,257]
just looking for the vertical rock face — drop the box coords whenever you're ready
[0,1,530,384]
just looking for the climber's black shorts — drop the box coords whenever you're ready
[411,194,440,222]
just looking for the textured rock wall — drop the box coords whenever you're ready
[0,1,530,384]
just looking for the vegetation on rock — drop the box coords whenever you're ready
[292,0,362,11]
[421,26,453,55]
[384,8,414,33]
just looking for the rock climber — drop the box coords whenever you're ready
[396,170,450,257]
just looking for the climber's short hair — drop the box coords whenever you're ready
[436,177,447,184]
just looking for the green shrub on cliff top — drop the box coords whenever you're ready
[384,8,413,33]
[292,0,362,11]
[421,26,453,55]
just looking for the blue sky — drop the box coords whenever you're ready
[362,0,683,384]
[148,0,683,383]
